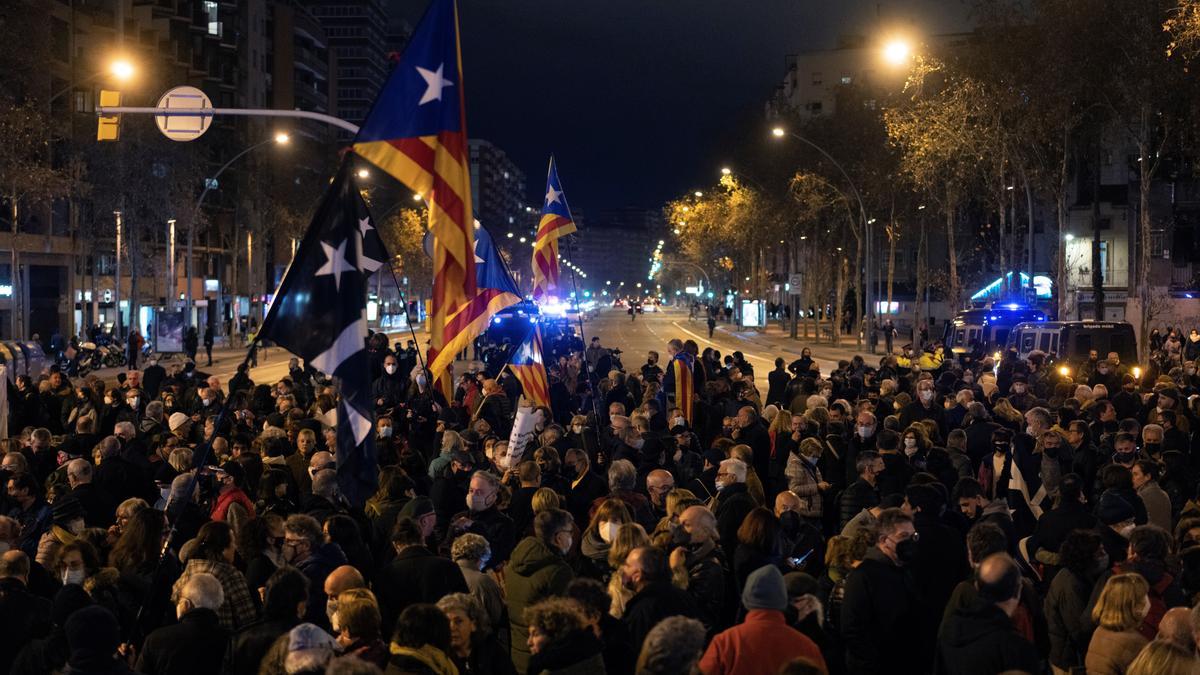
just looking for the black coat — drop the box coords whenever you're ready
[622,581,699,651]
[935,600,1040,675]
[224,617,297,675]
[565,470,608,526]
[1029,501,1097,558]
[736,421,773,488]
[0,578,52,675]
[136,608,230,675]
[71,482,116,528]
[838,479,879,530]
[374,545,468,635]
[964,420,1002,470]
[713,482,756,563]
[841,549,924,675]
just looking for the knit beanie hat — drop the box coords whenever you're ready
[742,564,788,612]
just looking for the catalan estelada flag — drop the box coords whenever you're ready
[663,350,695,424]
[531,156,578,301]
[352,0,473,382]
[509,324,551,408]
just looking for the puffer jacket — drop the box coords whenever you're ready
[785,452,823,519]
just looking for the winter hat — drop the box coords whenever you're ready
[288,622,336,652]
[784,571,819,599]
[65,605,122,670]
[742,564,788,612]
[169,412,190,431]
[1097,492,1135,525]
[398,496,434,521]
[51,495,84,527]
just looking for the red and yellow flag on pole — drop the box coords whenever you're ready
[532,156,578,300]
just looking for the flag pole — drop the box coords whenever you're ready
[562,238,603,425]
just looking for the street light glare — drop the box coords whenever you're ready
[274,132,290,144]
[1064,233,1075,241]
[110,59,135,81]
[412,193,423,201]
[357,169,370,179]
[721,167,731,175]
[771,127,785,138]
[883,39,912,66]
[694,191,703,197]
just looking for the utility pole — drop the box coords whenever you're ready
[114,210,122,337]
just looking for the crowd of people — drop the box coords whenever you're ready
[6,326,1200,675]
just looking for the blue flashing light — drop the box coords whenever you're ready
[529,316,537,324]
[1037,316,1045,321]
[492,317,502,325]
[1004,303,1020,310]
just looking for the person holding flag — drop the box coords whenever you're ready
[531,157,578,301]
[662,338,695,425]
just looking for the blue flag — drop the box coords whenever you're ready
[259,157,380,506]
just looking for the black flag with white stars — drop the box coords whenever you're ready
[258,157,383,506]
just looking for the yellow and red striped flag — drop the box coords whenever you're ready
[532,156,578,300]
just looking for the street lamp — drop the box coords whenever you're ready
[357,169,370,179]
[694,191,703,197]
[50,57,138,104]
[773,125,874,348]
[883,38,913,66]
[720,167,731,176]
[185,133,290,327]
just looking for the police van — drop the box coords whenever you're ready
[1005,320,1137,367]
[944,306,1047,355]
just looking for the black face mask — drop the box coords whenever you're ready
[992,443,1009,455]
[1144,442,1162,456]
[670,525,691,547]
[895,538,919,565]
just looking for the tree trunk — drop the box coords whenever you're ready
[887,206,896,308]
[1138,125,1152,365]
[1092,137,1105,320]
[1057,123,1071,319]
[854,220,864,346]
[944,186,960,310]
[914,218,927,346]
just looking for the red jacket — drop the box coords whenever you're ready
[211,486,256,522]
[699,609,827,675]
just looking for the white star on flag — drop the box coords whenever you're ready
[416,64,453,105]
[315,239,355,291]
[358,216,374,237]
[545,185,562,205]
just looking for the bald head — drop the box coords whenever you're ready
[976,553,1022,614]
[0,550,29,583]
[774,490,802,518]
[324,565,365,598]
[646,469,674,507]
[1158,607,1197,653]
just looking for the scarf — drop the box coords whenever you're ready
[388,643,459,675]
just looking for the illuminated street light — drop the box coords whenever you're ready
[357,169,370,179]
[412,193,423,201]
[506,232,514,238]
[1064,233,1075,241]
[519,236,527,243]
[110,59,135,81]
[274,132,290,144]
[882,39,912,66]
[772,127,785,138]
[721,167,731,176]
[694,191,703,197]
[673,228,680,235]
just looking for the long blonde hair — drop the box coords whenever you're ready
[768,410,792,436]
[607,522,649,569]
[1127,640,1197,675]
[1092,572,1150,631]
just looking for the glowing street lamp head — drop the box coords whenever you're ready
[357,169,370,179]
[720,167,731,176]
[771,127,785,138]
[412,193,423,201]
[110,59,135,82]
[883,39,912,66]
[694,191,703,198]
[274,132,290,144]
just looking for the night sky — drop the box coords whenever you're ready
[401,0,973,214]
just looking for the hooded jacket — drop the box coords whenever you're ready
[505,536,574,674]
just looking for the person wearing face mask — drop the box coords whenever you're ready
[429,450,476,535]
[136,572,230,675]
[841,508,924,675]
[667,505,726,631]
[711,459,756,564]
[563,449,608,526]
[1095,492,1138,565]
[578,499,633,581]
[904,484,969,656]
[785,438,831,527]
[1085,525,1188,643]
[372,354,408,413]
[374,517,467,638]
[506,508,576,673]
[899,377,947,441]
[443,470,516,570]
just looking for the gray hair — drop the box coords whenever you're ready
[450,533,491,563]
[114,421,135,438]
[145,400,164,420]
[608,459,637,491]
[436,592,486,636]
[312,471,339,500]
[66,458,92,482]
[636,615,706,675]
[719,458,746,483]
[169,472,198,504]
[95,436,121,460]
[168,448,194,473]
[179,571,225,610]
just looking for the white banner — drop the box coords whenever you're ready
[506,406,539,468]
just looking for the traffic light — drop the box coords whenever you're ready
[97,90,122,141]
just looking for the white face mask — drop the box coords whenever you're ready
[416,375,428,388]
[379,427,393,438]
[128,398,139,409]
[1013,385,1026,394]
[671,417,685,428]
[598,521,619,544]
[62,568,86,586]
[919,390,933,403]
[714,479,728,492]
[857,426,875,439]
[201,398,213,407]
[904,438,917,448]
[385,364,397,375]
[1025,425,1036,437]
[467,493,493,513]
